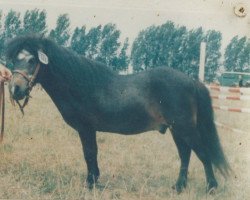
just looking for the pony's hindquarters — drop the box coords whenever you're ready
[168,81,231,192]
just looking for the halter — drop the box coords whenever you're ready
[12,63,41,115]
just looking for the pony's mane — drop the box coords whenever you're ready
[6,35,116,92]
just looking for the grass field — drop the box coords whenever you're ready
[0,88,249,199]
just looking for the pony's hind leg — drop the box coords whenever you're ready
[171,133,191,193]
[78,128,100,189]
[183,127,218,193]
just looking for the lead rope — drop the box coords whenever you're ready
[0,82,27,143]
[0,63,41,143]
[15,96,30,116]
[0,82,5,143]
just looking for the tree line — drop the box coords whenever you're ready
[131,22,249,82]
[0,9,129,71]
[0,9,249,82]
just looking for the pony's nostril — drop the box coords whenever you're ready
[14,85,20,95]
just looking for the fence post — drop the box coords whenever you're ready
[199,42,206,82]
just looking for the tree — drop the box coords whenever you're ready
[85,25,102,59]
[49,14,70,46]
[184,27,204,78]
[0,10,22,59]
[111,38,129,71]
[131,22,205,79]
[156,22,177,68]
[204,30,222,82]
[170,26,188,72]
[70,23,129,71]
[131,23,224,81]
[70,26,88,55]
[96,23,121,67]
[224,36,249,72]
[0,11,4,59]
[224,36,238,71]
[238,38,250,72]
[131,25,158,71]
[22,9,47,35]
[3,10,22,39]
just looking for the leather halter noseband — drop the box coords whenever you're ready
[12,63,41,114]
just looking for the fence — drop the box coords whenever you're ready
[207,85,250,114]
[206,84,250,134]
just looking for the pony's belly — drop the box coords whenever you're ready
[94,111,153,134]
[95,113,168,135]
[93,100,170,134]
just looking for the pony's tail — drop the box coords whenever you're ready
[196,83,231,177]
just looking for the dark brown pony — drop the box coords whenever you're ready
[6,35,230,193]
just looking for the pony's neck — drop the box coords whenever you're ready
[37,39,117,107]
[41,40,116,91]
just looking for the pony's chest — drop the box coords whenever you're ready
[50,92,90,127]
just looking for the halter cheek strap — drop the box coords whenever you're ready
[13,63,41,89]
[12,63,41,115]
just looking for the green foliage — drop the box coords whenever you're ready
[238,40,250,72]
[85,25,102,59]
[96,23,121,66]
[131,22,198,73]
[185,27,204,78]
[131,22,222,81]
[224,36,250,72]
[0,11,3,58]
[131,25,159,71]
[49,14,70,46]
[22,9,47,36]
[70,23,129,71]
[204,30,222,82]
[112,37,129,71]
[3,10,22,39]
[0,10,22,58]
[96,23,129,71]
[170,26,188,72]
[70,26,88,55]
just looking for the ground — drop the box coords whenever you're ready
[0,87,249,199]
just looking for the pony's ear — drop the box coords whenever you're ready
[38,50,49,65]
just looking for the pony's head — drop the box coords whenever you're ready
[6,36,49,100]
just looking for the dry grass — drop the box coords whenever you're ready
[0,87,249,199]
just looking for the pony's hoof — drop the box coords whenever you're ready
[87,174,99,189]
[207,187,216,195]
[87,182,94,190]
[207,180,218,195]
[172,180,187,194]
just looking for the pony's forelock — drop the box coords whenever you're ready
[5,35,44,61]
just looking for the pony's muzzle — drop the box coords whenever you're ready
[10,84,27,100]
[9,76,29,100]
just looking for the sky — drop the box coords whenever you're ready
[0,0,249,50]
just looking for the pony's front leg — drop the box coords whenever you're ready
[79,128,100,188]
